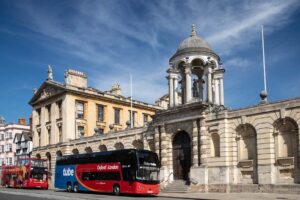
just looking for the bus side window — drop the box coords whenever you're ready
[25,172,28,180]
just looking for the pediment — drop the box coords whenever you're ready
[29,81,66,105]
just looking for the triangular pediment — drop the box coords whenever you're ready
[29,80,66,105]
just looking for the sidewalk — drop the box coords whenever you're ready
[158,192,300,200]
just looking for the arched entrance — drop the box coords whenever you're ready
[172,131,191,181]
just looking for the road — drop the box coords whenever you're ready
[0,188,299,200]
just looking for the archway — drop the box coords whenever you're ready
[99,144,107,152]
[56,150,62,160]
[114,142,124,150]
[172,131,191,181]
[72,148,79,155]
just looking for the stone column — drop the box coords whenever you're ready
[168,76,174,108]
[215,79,220,105]
[185,65,192,103]
[160,125,168,167]
[199,116,207,165]
[173,75,178,106]
[154,127,160,162]
[192,119,199,166]
[207,67,212,103]
[220,78,224,106]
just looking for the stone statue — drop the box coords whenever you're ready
[192,79,199,98]
[47,65,53,80]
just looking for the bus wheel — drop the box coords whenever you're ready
[66,183,72,192]
[73,183,79,193]
[113,184,120,196]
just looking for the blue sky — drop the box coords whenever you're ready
[0,0,300,123]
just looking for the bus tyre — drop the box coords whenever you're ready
[66,183,72,192]
[113,184,120,196]
[73,183,78,193]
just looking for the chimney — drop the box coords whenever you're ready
[110,84,121,95]
[64,69,87,88]
[18,118,27,125]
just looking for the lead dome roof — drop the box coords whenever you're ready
[170,24,218,62]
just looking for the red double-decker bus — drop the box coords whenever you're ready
[55,149,160,195]
[1,158,48,189]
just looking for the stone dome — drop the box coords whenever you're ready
[170,24,217,61]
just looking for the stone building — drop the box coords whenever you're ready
[0,118,30,166]
[31,25,300,192]
[29,67,161,187]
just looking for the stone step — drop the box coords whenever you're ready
[161,180,190,193]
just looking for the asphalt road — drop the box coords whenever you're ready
[0,188,191,200]
[0,188,299,200]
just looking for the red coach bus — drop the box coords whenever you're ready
[55,149,160,195]
[1,158,48,189]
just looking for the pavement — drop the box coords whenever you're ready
[0,188,299,200]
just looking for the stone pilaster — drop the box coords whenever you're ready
[154,127,160,161]
[220,78,224,106]
[192,119,199,167]
[199,115,207,165]
[160,125,168,167]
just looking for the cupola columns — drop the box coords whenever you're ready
[168,69,180,108]
[185,64,192,103]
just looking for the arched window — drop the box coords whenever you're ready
[46,152,51,172]
[274,118,298,158]
[236,124,256,160]
[211,133,220,157]
[114,142,124,150]
[99,144,107,152]
[85,147,93,154]
[72,148,79,155]
[56,150,63,160]
[132,139,144,150]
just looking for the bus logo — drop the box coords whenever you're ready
[63,168,74,176]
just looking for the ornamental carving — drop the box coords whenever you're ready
[38,87,60,101]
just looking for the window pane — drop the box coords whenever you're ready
[98,105,103,122]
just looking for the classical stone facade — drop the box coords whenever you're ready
[31,25,300,192]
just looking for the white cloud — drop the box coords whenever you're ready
[11,0,300,104]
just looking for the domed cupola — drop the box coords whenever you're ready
[167,24,225,108]
[170,24,219,63]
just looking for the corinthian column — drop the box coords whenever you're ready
[207,67,212,103]
[173,75,179,106]
[220,78,224,106]
[185,65,192,103]
[168,76,174,108]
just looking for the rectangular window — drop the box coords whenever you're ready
[8,144,12,152]
[58,126,63,143]
[97,104,104,122]
[48,129,51,145]
[129,111,136,127]
[9,132,12,139]
[0,133,3,140]
[114,108,120,124]
[78,126,85,137]
[56,101,62,119]
[82,172,120,181]
[36,108,41,124]
[143,114,148,126]
[38,132,41,147]
[46,105,51,122]
[76,101,84,119]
